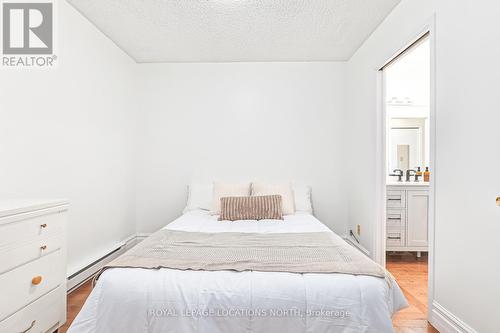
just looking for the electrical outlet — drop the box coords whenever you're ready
[356,224,361,235]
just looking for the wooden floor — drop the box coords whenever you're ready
[60,253,438,332]
[387,252,438,333]
[60,280,92,333]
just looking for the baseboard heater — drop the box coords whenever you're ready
[67,235,146,293]
[66,246,123,293]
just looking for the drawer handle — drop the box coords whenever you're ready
[31,276,43,285]
[388,236,401,240]
[387,217,401,220]
[20,320,36,333]
[40,223,47,228]
[387,198,401,201]
[40,245,47,250]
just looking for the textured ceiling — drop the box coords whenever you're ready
[67,0,401,63]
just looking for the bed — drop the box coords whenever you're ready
[68,210,407,333]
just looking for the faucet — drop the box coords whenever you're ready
[390,169,404,182]
[406,169,416,182]
[414,171,422,182]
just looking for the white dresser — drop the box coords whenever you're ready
[386,184,429,253]
[0,200,68,333]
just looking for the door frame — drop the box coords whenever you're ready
[373,15,437,321]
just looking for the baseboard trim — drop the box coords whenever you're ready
[430,301,477,333]
[67,234,149,293]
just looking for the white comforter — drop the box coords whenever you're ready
[69,211,407,333]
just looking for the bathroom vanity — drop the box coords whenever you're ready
[386,182,429,255]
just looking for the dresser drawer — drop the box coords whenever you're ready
[386,209,405,228]
[0,211,64,250]
[387,229,405,247]
[0,249,65,320]
[0,234,63,274]
[387,190,406,208]
[0,285,65,333]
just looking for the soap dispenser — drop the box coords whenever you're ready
[424,167,430,182]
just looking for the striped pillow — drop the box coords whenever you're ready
[219,195,283,221]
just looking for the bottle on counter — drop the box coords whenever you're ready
[424,166,430,182]
[415,167,422,182]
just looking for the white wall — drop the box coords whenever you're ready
[0,1,137,275]
[346,0,500,331]
[386,39,430,108]
[3,1,498,330]
[135,62,348,235]
[0,4,349,276]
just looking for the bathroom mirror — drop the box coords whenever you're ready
[387,118,428,174]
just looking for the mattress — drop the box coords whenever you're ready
[68,211,407,333]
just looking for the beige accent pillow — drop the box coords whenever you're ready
[219,195,283,221]
[251,182,295,215]
[211,182,251,215]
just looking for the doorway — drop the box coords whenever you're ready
[379,32,437,331]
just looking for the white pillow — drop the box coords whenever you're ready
[183,183,213,213]
[251,182,295,215]
[211,182,251,215]
[293,184,313,214]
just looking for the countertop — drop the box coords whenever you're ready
[387,181,430,187]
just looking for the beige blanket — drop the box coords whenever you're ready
[95,229,388,284]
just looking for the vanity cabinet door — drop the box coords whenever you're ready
[406,190,429,247]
